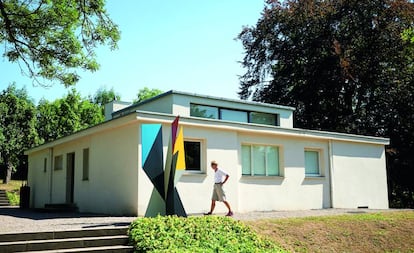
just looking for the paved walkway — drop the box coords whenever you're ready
[0,206,409,234]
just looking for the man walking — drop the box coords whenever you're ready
[205,160,233,216]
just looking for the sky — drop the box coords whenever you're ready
[0,1,265,104]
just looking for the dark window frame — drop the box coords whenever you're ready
[190,103,279,126]
[184,140,203,172]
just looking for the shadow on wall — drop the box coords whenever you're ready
[239,176,284,186]
[332,142,384,158]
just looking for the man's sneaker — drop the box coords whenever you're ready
[204,212,212,215]
[226,211,233,217]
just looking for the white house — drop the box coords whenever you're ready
[25,90,389,216]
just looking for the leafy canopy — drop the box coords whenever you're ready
[238,0,414,207]
[0,0,120,87]
[134,87,163,103]
[238,0,414,133]
[0,84,39,182]
[36,88,104,143]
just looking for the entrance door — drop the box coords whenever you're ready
[66,153,75,203]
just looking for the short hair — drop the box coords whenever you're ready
[210,160,218,165]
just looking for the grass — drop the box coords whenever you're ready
[244,210,414,253]
[0,180,23,192]
[0,180,23,206]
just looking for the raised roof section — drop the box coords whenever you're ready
[111,90,295,128]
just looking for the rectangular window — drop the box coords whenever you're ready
[249,112,277,126]
[43,158,47,173]
[305,150,320,176]
[190,103,280,127]
[54,155,63,170]
[220,109,248,123]
[241,145,251,175]
[83,148,89,180]
[184,141,201,171]
[242,144,280,176]
[190,104,218,119]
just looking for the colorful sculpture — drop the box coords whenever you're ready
[141,116,187,217]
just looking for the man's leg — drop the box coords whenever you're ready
[223,201,232,212]
[223,201,233,216]
[209,200,216,213]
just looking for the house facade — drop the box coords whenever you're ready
[26,90,389,216]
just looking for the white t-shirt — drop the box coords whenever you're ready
[214,168,228,183]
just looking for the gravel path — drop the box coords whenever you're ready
[0,206,407,234]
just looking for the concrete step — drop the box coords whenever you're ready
[0,227,132,253]
[21,245,134,253]
[0,227,129,242]
[0,190,10,206]
[1,235,129,252]
[0,198,10,206]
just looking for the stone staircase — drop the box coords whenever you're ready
[0,227,133,253]
[0,190,10,206]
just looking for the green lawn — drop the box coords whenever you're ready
[245,210,414,252]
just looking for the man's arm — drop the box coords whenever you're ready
[222,174,229,184]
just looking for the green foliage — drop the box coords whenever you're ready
[91,86,121,114]
[6,191,19,206]
[402,28,414,44]
[0,0,120,86]
[0,84,39,182]
[92,87,121,106]
[36,88,104,143]
[128,215,285,253]
[238,0,414,208]
[134,87,163,103]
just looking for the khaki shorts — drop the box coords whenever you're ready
[212,183,226,202]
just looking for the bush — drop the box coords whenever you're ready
[128,215,286,253]
[6,191,20,206]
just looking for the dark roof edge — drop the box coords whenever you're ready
[113,90,296,117]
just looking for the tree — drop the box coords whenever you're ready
[238,0,414,207]
[91,86,121,115]
[92,87,121,107]
[0,0,120,87]
[0,84,39,183]
[134,87,163,103]
[37,88,104,143]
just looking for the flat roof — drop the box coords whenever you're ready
[113,90,296,117]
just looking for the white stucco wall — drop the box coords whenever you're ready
[330,141,389,209]
[237,134,331,212]
[70,123,139,215]
[136,119,333,215]
[27,120,140,215]
[27,149,51,208]
[133,95,174,115]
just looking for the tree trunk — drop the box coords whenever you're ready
[3,161,12,184]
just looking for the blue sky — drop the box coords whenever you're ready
[0,1,265,104]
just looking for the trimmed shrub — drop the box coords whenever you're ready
[6,191,20,206]
[128,215,286,252]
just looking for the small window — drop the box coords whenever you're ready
[54,155,63,170]
[242,144,280,176]
[190,104,218,119]
[184,140,201,171]
[220,109,248,123]
[83,148,89,180]
[43,158,47,173]
[305,150,320,176]
[249,112,277,126]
